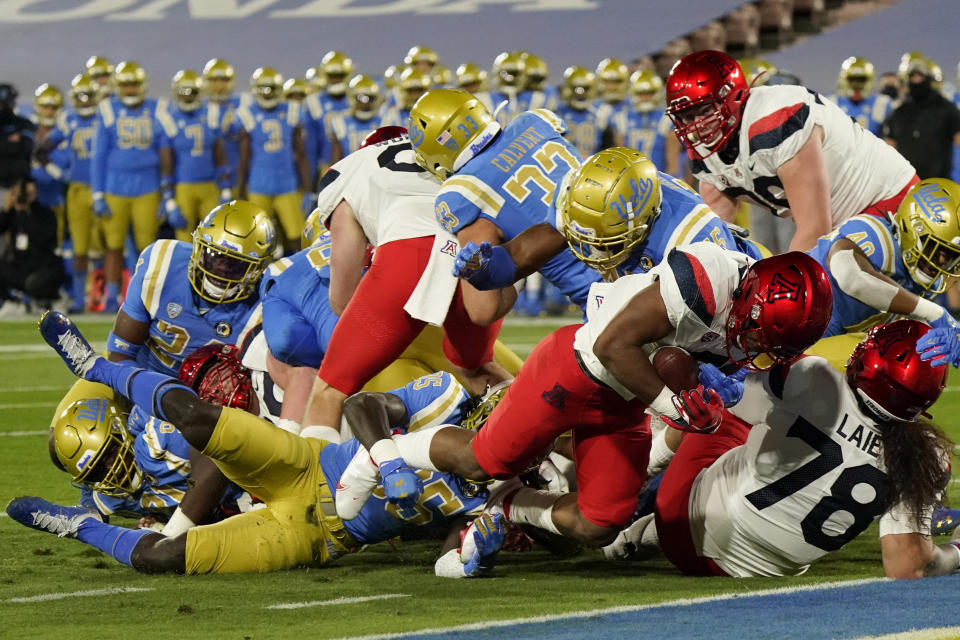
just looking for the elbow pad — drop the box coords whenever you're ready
[828,249,899,311]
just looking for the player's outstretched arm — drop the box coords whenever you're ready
[106,309,150,363]
[881,531,960,579]
[161,446,232,537]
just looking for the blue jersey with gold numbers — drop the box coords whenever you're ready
[553,105,606,158]
[50,109,97,186]
[259,232,338,367]
[122,240,262,376]
[91,97,168,197]
[329,112,377,156]
[233,101,301,195]
[808,213,925,336]
[831,94,893,137]
[320,372,485,544]
[85,404,244,518]
[217,95,242,184]
[434,109,597,308]
[617,109,670,170]
[156,100,224,184]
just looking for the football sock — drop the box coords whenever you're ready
[76,519,154,568]
[105,282,120,307]
[71,271,87,308]
[392,425,444,472]
[646,427,675,477]
[87,361,196,422]
[501,487,562,535]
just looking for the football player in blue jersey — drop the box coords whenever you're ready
[235,66,312,254]
[801,178,960,369]
[14,313,506,577]
[91,61,174,313]
[829,56,893,137]
[102,200,274,380]
[595,57,631,121]
[380,67,431,129]
[407,88,598,320]
[554,66,613,159]
[84,55,114,102]
[156,70,231,242]
[327,75,383,158]
[317,51,353,124]
[283,77,326,185]
[521,52,557,111]
[489,51,534,128]
[614,70,684,178]
[29,83,69,245]
[202,58,241,190]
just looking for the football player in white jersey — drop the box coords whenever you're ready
[665,50,919,252]
[606,320,958,579]
[340,245,833,550]
[301,126,518,440]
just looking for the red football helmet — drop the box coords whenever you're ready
[359,125,408,149]
[726,252,833,370]
[665,50,750,160]
[178,344,255,413]
[847,320,947,422]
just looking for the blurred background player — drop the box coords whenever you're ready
[830,56,893,137]
[613,70,683,178]
[156,69,231,241]
[0,83,35,206]
[327,74,383,158]
[404,45,439,76]
[555,66,617,159]
[202,58,240,191]
[28,83,69,247]
[665,50,918,252]
[84,55,114,101]
[316,51,355,167]
[522,52,557,111]
[489,51,528,127]
[608,321,959,580]
[234,66,312,254]
[380,67,431,129]
[91,60,172,313]
[283,77,326,189]
[595,57,631,122]
[455,62,493,113]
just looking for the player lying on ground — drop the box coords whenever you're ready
[8,312,506,577]
[604,320,960,579]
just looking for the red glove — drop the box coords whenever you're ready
[661,385,724,434]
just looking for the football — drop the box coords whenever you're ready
[651,346,700,393]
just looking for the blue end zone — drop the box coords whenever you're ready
[400,576,960,640]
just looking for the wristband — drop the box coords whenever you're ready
[106,331,141,358]
[370,438,403,466]
[913,297,946,324]
[160,507,196,537]
[646,385,679,419]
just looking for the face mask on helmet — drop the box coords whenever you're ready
[179,344,256,413]
[254,84,280,109]
[70,78,98,117]
[174,86,202,112]
[896,178,960,294]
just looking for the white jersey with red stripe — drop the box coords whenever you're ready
[314,134,440,246]
[689,355,929,577]
[573,241,751,399]
[692,85,916,227]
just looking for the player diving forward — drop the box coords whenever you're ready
[607,320,960,579]
[10,313,506,577]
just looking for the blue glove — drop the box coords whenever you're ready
[452,241,517,289]
[461,512,506,577]
[92,192,111,218]
[931,310,960,332]
[378,458,423,509]
[216,171,233,204]
[302,192,317,215]
[916,327,960,367]
[162,194,186,229]
[698,363,745,407]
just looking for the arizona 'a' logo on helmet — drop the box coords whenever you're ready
[765,272,802,302]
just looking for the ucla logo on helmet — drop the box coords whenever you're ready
[611,177,655,221]
[409,120,425,147]
[914,182,949,223]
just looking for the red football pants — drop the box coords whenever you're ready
[655,411,751,576]
[472,324,651,529]
[318,236,501,395]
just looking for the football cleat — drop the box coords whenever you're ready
[7,496,101,538]
[930,505,960,536]
[38,310,99,379]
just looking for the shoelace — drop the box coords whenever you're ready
[57,331,95,377]
[30,509,86,538]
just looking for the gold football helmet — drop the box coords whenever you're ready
[283,77,310,102]
[561,66,597,110]
[305,66,326,93]
[630,69,663,113]
[383,64,404,91]
[348,74,382,121]
[399,67,432,110]
[460,380,512,432]
[738,58,778,87]
[407,88,500,181]
[558,147,662,281]
[189,200,276,303]
[33,83,63,127]
[522,52,549,91]
[202,58,235,103]
[898,51,929,84]
[250,66,283,110]
[596,57,629,103]
[492,51,526,90]
[69,73,98,117]
[929,59,944,90]
[302,207,327,248]
[895,178,960,294]
[456,62,488,92]
[51,397,142,497]
[85,55,114,99]
[114,60,147,107]
[321,51,354,97]
[404,45,439,71]
[837,56,874,98]
[171,69,204,113]
[431,63,453,88]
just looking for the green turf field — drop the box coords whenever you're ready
[1,315,958,639]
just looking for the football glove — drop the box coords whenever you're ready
[162,193,186,229]
[92,192,111,218]
[460,512,506,577]
[916,327,960,368]
[377,457,423,509]
[661,385,724,434]
[452,241,516,289]
[697,363,746,407]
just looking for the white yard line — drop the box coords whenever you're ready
[0,385,69,393]
[265,593,410,610]
[851,627,960,640]
[330,578,885,640]
[0,402,58,410]
[0,430,47,437]
[7,587,154,603]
